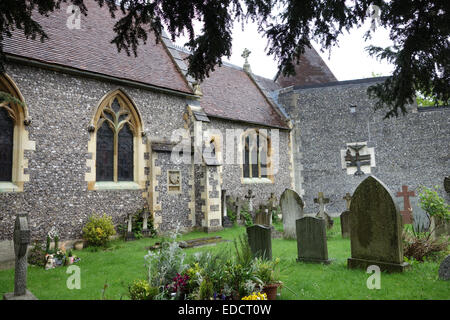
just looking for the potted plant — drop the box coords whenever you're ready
[254,258,282,300]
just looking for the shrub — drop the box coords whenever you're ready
[128,279,159,300]
[82,213,116,247]
[28,241,46,267]
[403,229,449,262]
[418,186,450,221]
[144,226,188,299]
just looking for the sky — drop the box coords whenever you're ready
[174,16,395,81]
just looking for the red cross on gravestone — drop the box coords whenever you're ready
[396,185,415,224]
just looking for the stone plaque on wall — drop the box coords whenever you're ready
[168,170,181,192]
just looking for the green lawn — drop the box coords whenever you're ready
[0,220,449,300]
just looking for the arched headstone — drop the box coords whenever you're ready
[280,189,304,239]
[347,176,409,272]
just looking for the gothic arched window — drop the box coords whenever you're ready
[242,130,270,179]
[0,107,14,181]
[94,94,140,183]
[0,74,33,192]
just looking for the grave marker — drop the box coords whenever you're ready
[280,189,304,239]
[314,192,333,229]
[247,225,272,260]
[347,176,409,272]
[396,185,415,224]
[296,217,331,264]
[3,214,37,300]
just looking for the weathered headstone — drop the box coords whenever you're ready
[141,210,151,237]
[314,192,333,229]
[126,213,135,241]
[438,255,450,280]
[396,185,415,224]
[280,189,304,239]
[340,211,351,238]
[3,214,37,300]
[296,217,331,264]
[221,190,233,228]
[254,205,272,227]
[247,225,272,260]
[340,193,352,237]
[347,176,409,272]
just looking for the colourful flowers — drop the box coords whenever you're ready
[242,292,267,300]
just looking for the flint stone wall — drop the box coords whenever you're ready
[279,78,450,214]
[0,62,188,242]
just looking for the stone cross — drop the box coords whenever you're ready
[344,145,371,176]
[396,185,415,224]
[235,197,245,222]
[268,193,277,211]
[343,193,352,210]
[314,192,330,216]
[241,48,251,63]
[3,214,37,300]
[245,189,256,214]
[241,48,252,72]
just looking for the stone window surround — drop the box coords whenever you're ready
[240,128,274,184]
[0,74,35,193]
[85,89,147,191]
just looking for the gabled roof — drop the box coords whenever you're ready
[3,1,193,95]
[176,49,289,129]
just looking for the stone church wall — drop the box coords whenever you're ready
[0,62,189,241]
[279,78,450,214]
[205,118,293,209]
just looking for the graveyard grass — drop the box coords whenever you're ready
[0,219,448,300]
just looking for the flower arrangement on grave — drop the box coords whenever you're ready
[242,292,268,300]
[253,257,283,300]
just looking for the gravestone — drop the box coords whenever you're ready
[347,176,409,272]
[280,189,304,239]
[296,217,331,264]
[126,213,135,241]
[221,190,233,228]
[247,225,272,260]
[141,209,151,237]
[438,255,450,280]
[3,214,37,300]
[314,192,333,229]
[444,176,450,194]
[396,185,415,224]
[254,205,272,227]
[341,193,352,238]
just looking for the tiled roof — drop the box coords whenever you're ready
[275,46,337,88]
[2,1,193,95]
[177,50,289,129]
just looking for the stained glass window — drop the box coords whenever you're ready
[118,124,134,181]
[96,122,114,181]
[0,108,13,181]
